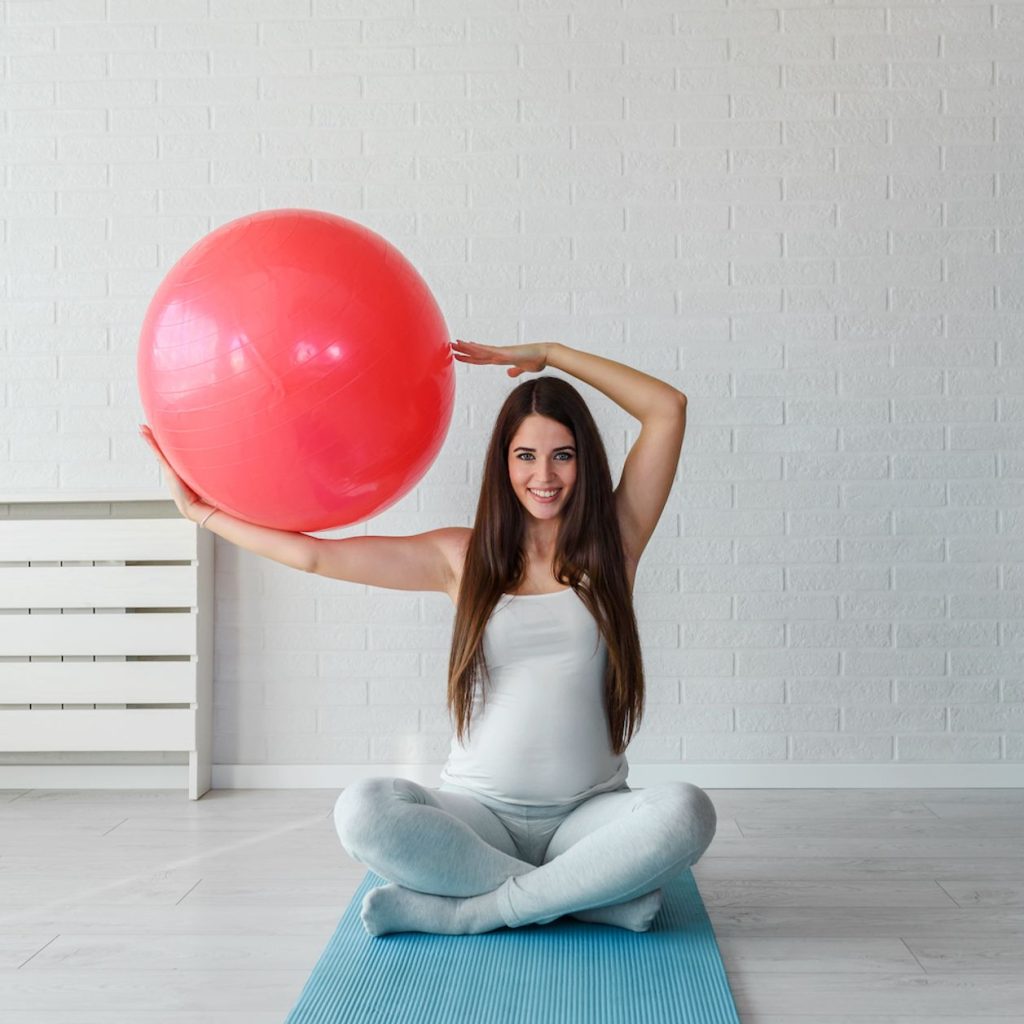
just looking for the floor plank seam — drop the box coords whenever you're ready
[174,878,204,906]
[16,934,60,970]
[932,879,962,907]
[897,936,931,975]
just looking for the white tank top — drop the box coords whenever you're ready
[439,584,629,806]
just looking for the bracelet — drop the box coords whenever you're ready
[198,507,218,529]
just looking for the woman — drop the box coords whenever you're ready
[142,339,716,938]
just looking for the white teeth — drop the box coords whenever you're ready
[530,489,559,498]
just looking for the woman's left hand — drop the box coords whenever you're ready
[450,339,550,378]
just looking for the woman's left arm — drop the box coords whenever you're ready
[451,338,685,417]
[450,337,688,563]
[546,343,688,566]
[544,342,685,421]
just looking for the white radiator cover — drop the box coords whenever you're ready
[0,516,214,799]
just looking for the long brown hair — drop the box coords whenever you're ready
[446,376,645,756]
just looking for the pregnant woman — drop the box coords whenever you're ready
[332,340,715,937]
[142,339,716,938]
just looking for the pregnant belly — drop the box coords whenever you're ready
[448,702,616,800]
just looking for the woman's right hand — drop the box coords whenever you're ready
[139,424,208,523]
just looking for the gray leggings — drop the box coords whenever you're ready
[333,777,717,928]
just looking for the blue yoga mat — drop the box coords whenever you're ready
[285,869,740,1024]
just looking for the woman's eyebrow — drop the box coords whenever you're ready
[513,445,576,452]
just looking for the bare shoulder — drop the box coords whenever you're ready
[437,527,472,603]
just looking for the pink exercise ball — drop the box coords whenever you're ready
[137,209,454,533]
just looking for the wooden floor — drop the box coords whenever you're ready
[1,786,1022,1023]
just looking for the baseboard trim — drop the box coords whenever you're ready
[0,765,187,790]
[1,762,1022,792]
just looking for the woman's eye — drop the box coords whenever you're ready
[517,453,571,461]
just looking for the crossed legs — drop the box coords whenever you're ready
[333,777,717,936]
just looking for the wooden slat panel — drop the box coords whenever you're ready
[0,513,209,797]
[0,519,196,562]
[0,661,195,704]
[192,527,214,800]
[0,565,197,610]
[0,708,196,751]
[0,613,196,657]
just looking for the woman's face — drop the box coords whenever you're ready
[507,414,577,518]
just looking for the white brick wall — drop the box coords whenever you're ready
[1,1,1021,782]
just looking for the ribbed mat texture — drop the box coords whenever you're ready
[284,869,740,1024]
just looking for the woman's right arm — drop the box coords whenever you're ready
[310,528,463,593]
[139,424,462,587]
[193,502,317,573]
[139,424,317,574]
